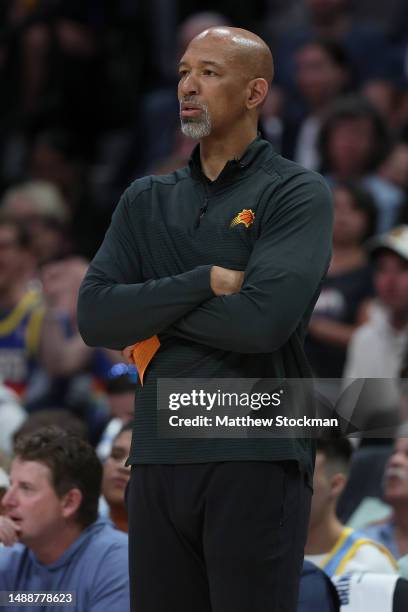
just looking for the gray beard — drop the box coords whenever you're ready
[180,104,212,139]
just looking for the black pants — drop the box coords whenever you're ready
[127,461,312,612]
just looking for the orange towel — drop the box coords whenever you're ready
[128,335,160,385]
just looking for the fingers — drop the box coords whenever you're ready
[122,346,134,364]
[0,517,21,546]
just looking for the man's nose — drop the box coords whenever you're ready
[180,73,199,96]
[1,488,15,509]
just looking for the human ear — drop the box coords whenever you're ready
[330,473,346,500]
[61,488,82,520]
[246,78,268,110]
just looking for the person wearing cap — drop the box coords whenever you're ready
[343,225,408,381]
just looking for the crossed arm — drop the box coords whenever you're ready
[78,177,333,354]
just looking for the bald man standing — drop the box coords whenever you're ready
[78,27,333,612]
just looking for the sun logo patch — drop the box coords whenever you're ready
[230,209,255,229]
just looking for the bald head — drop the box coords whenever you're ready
[190,27,274,86]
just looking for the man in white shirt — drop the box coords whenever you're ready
[343,225,408,380]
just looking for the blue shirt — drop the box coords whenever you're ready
[0,517,129,612]
[362,519,399,559]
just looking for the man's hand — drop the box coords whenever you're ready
[41,256,89,323]
[0,516,21,546]
[210,266,244,296]
[122,345,133,364]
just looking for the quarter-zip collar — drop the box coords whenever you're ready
[188,135,275,194]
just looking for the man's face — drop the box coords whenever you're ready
[178,34,250,139]
[1,459,67,546]
[0,225,26,292]
[383,438,408,504]
[102,431,132,507]
[374,251,408,315]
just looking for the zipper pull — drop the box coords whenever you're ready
[195,199,208,228]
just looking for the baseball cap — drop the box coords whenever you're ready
[366,225,408,261]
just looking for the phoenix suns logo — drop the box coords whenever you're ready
[230,209,255,229]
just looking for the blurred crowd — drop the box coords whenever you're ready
[0,0,407,610]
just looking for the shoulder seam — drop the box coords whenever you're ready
[125,179,153,208]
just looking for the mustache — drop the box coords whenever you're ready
[180,98,207,109]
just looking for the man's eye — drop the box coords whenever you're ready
[203,70,217,76]
[178,71,188,78]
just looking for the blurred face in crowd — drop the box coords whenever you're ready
[2,458,80,547]
[102,430,132,508]
[327,117,374,178]
[383,438,408,505]
[0,224,28,292]
[332,187,369,247]
[4,204,68,266]
[296,43,347,108]
[309,452,346,529]
[374,251,408,316]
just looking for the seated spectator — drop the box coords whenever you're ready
[102,423,132,532]
[305,438,397,577]
[318,95,390,182]
[288,39,351,169]
[306,182,376,376]
[337,444,393,523]
[0,426,129,611]
[362,425,408,559]
[97,364,137,461]
[0,215,44,398]
[343,225,408,380]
